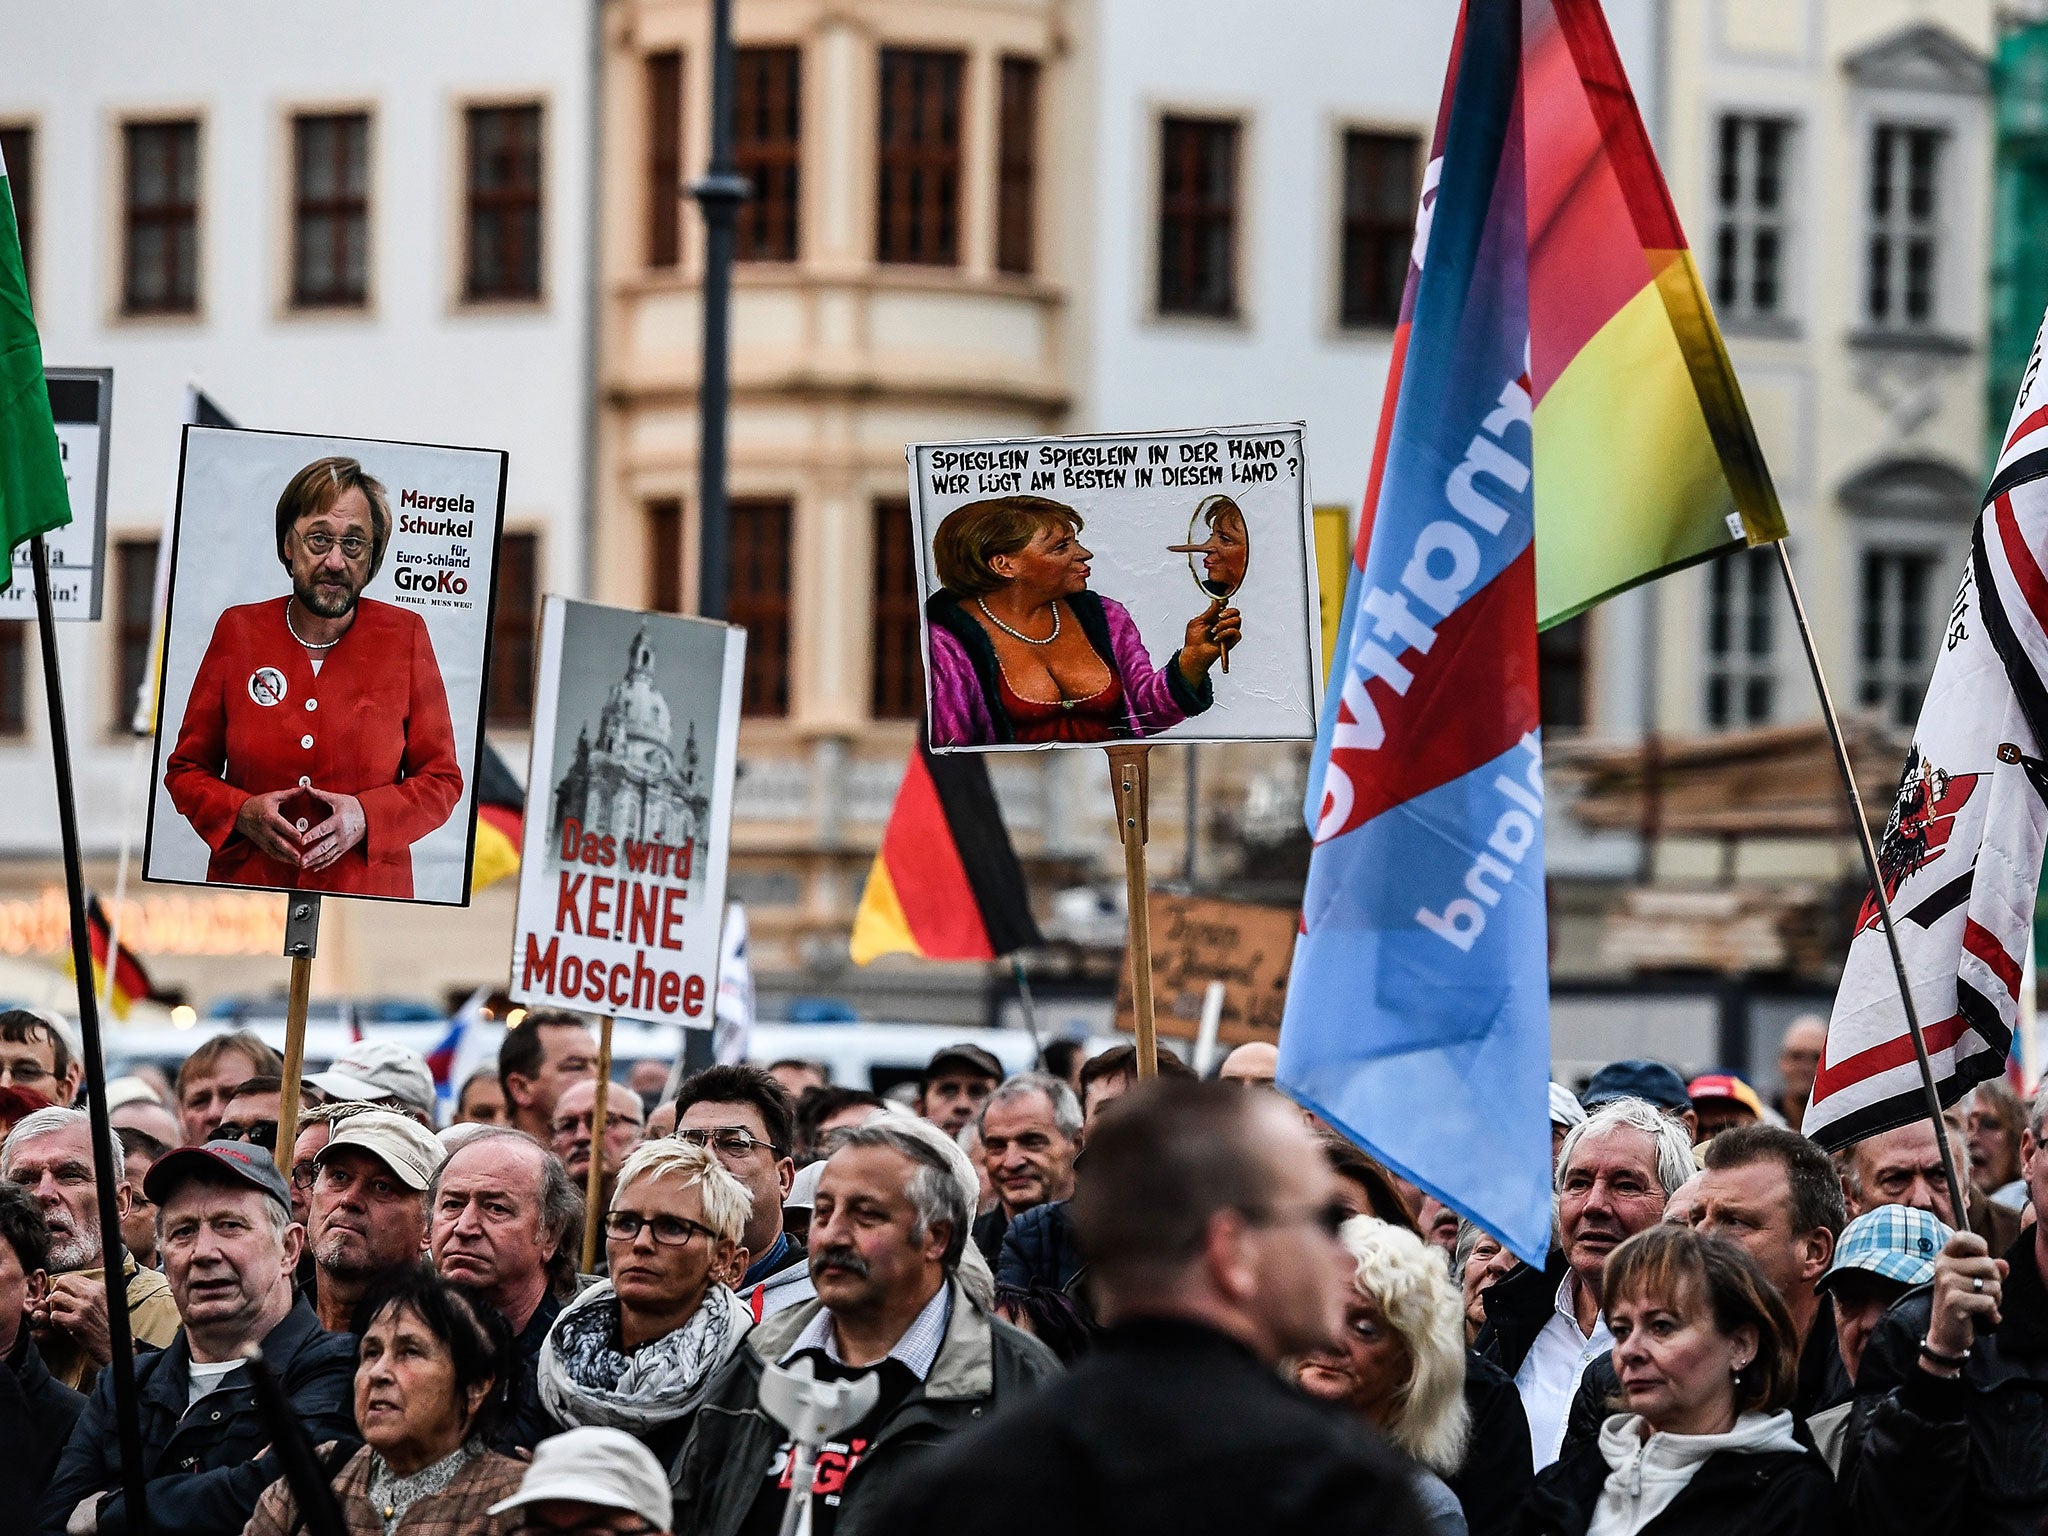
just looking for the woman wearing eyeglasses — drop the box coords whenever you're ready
[536,1139,755,1467]
[165,455,463,898]
[243,1267,525,1535]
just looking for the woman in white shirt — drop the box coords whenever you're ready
[1509,1224,1839,1536]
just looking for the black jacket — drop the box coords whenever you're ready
[1846,1228,2048,1536]
[496,1287,564,1454]
[1558,1304,1850,1466]
[1477,1248,1572,1380]
[37,1296,358,1536]
[996,1199,1086,1295]
[972,1207,1010,1269]
[867,1315,1431,1536]
[671,1278,1060,1536]
[1512,1436,1840,1536]
[1450,1351,1534,1536]
[1,1331,84,1514]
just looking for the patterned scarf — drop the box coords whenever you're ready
[537,1279,751,1433]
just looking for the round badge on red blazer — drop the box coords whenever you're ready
[248,667,287,706]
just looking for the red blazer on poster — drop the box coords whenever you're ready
[165,597,465,897]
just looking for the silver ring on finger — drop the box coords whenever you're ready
[1973,1276,1985,1292]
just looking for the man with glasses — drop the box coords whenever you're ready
[163,453,463,897]
[675,1065,814,1320]
[305,1109,442,1331]
[0,1008,78,1107]
[553,1076,646,1266]
[1,1106,179,1390]
[870,1078,1428,1536]
[535,1139,752,1464]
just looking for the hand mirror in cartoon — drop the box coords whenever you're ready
[1168,493,1248,671]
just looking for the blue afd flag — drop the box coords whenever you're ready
[1279,0,1553,1265]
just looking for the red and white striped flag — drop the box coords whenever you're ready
[1806,312,2048,1150]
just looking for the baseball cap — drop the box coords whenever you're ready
[1819,1205,1953,1295]
[143,1139,292,1214]
[1548,1082,1586,1130]
[106,1076,164,1111]
[922,1043,1003,1085]
[315,1109,445,1191]
[488,1425,672,1527]
[1581,1059,1692,1116]
[1686,1073,1764,1120]
[308,1040,436,1117]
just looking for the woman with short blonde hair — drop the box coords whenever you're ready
[1296,1218,1472,1534]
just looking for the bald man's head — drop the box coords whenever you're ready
[1217,1041,1278,1087]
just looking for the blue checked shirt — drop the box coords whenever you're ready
[779,1283,953,1381]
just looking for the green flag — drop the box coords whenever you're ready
[0,143,70,596]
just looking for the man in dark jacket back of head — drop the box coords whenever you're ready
[871,1077,1430,1536]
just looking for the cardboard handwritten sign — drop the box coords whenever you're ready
[1114,894,1299,1045]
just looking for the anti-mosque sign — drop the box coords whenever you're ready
[509,597,745,1027]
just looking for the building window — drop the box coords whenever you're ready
[995,57,1039,276]
[736,47,801,263]
[1704,547,1776,728]
[114,539,158,732]
[1713,115,1791,325]
[487,532,539,726]
[646,52,683,269]
[1858,547,1941,728]
[1,126,33,297]
[464,104,543,302]
[0,623,23,738]
[290,112,370,309]
[872,499,923,719]
[730,498,792,716]
[1158,116,1239,317]
[122,120,200,315]
[1339,129,1417,328]
[876,49,963,266]
[1866,124,1943,331]
[1538,615,1588,733]
[646,497,683,614]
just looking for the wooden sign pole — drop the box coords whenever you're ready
[275,894,322,1170]
[1106,743,1158,1078]
[581,1014,616,1274]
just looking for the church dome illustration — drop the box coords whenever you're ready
[551,624,707,851]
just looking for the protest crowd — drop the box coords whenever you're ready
[0,1002,2032,1536]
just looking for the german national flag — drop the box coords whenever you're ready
[85,894,152,1018]
[472,737,525,893]
[851,739,1042,963]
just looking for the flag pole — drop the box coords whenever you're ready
[1773,541,1968,1221]
[581,1015,614,1274]
[31,536,151,1532]
[275,895,322,1172]
[1106,744,1158,1078]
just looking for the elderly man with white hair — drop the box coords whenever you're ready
[1474,1096,1698,1470]
[671,1115,1059,1535]
[2,1106,180,1390]
[538,1138,755,1465]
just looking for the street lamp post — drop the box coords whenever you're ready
[690,0,748,623]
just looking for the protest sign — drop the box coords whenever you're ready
[144,425,507,905]
[1113,893,1297,1045]
[510,597,744,1027]
[0,369,112,620]
[908,423,1321,753]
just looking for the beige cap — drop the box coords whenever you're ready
[314,1108,445,1191]
[488,1426,672,1527]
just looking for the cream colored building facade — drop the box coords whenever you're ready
[1550,0,1996,967]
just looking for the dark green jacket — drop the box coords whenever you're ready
[670,1277,1060,1536]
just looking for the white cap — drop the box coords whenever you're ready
[107,1075,163,1110]
[1548,1082,1587,1129]
[308,1039,436,1117]
[315,1109,445,1191]
[785,1159,825,1212]
[488,1426,672,1528]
